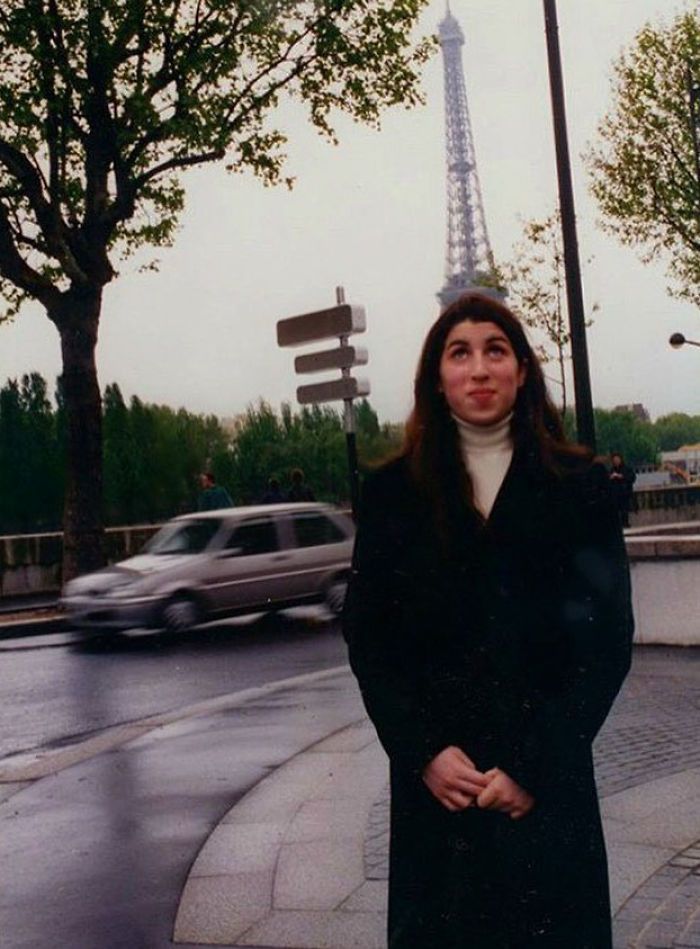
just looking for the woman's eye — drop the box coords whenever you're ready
[488,346,507,358]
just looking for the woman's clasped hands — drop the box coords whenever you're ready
[422,746,534,820]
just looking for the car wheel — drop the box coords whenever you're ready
[161,594,202,633]
[324,577,348,616]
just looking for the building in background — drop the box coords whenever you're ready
[613,403,651,423]
[660,444,700,483]
[219,414,248,442]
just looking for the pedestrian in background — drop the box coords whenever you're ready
[608,451,637,527]
[343,293,633,948]
[197,472,233,511]
[261,477,285,504]
[287,467,315,502]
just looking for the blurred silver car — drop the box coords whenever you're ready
[61,503,354,633]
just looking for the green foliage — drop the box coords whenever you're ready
[586,11,700,304]
[103,390,231,523]
[0,0,435,319]
[652,412,700,451]
[12,370,700,536]
[0,376,402,532]
[593,409,658,466]
[228,399,398,504]
[0,373,63,531]
[355,398,402,466]
[471,269,507,293]
[563,406,665,466]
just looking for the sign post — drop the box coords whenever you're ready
[276,288,369,518]
[336,286,360,520]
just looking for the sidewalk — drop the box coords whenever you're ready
[173,646,700,949]
[2,625,699,949]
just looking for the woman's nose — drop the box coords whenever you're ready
[470,354,489,378]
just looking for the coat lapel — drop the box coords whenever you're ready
[485,447,549,535]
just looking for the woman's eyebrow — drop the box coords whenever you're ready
[446,334,508,348]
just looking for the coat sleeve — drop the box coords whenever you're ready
[502,464,634,793]
[342,471,446,777]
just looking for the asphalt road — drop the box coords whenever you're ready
[1,610,348,762]
[0,612,359,949]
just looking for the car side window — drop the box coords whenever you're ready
[291,513,345,548]
[227,519,278,555]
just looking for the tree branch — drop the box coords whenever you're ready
[129,43,312,190]
[650,176,700,252]
[135,147,225,187]
[0,139,92,284]
[0,202,60,309]
[111,0,146,66]
[123,5,238,166]
[223,17,321,123]
[663,134,699,196]
[44,0,88,144]
[0,140,58,244]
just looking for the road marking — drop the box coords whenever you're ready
[0,664,352,783]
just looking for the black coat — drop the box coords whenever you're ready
[342,449,634,949]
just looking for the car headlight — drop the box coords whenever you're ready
[62,579,80,597]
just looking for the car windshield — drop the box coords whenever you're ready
[144,518,223,555]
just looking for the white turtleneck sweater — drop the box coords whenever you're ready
[452,412,514,518]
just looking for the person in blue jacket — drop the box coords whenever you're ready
[197,472,233,511]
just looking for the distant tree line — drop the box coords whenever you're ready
[562,409,700,467]
[0,374,401,535]
[0,373,65,534]
[4,372,700,535]
[226,398,402,509]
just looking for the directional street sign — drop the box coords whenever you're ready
[277,291,369,518]
[294,345,368,375]
[296,377,370,406]
[277,304,366,347]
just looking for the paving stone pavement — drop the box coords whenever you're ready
[613,847,700,948]
[363,647,700,947]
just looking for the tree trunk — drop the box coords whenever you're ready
[54,287,105,581]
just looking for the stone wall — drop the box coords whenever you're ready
[626,532,700,646]
[631,483,700,527]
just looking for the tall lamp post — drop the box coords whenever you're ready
[542,0,596,451]
[668,76,700,363]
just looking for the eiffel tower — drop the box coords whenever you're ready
[437,3,500,309]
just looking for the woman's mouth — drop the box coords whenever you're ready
[469,389,495,402]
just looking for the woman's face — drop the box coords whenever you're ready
[438,319,526,426]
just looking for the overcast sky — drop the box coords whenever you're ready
[1,0,698,425]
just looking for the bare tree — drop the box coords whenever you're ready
[501,210,596,415]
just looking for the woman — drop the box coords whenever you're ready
[342,293,633,948]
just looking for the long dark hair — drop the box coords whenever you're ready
[399,292,589,543]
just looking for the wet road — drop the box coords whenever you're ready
[1,611,347,761]
[0,615,360,949]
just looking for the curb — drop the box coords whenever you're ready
[171,729,700,949]
[173,718,388,949]
[0,615,65,640]
[0,664,352,784]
